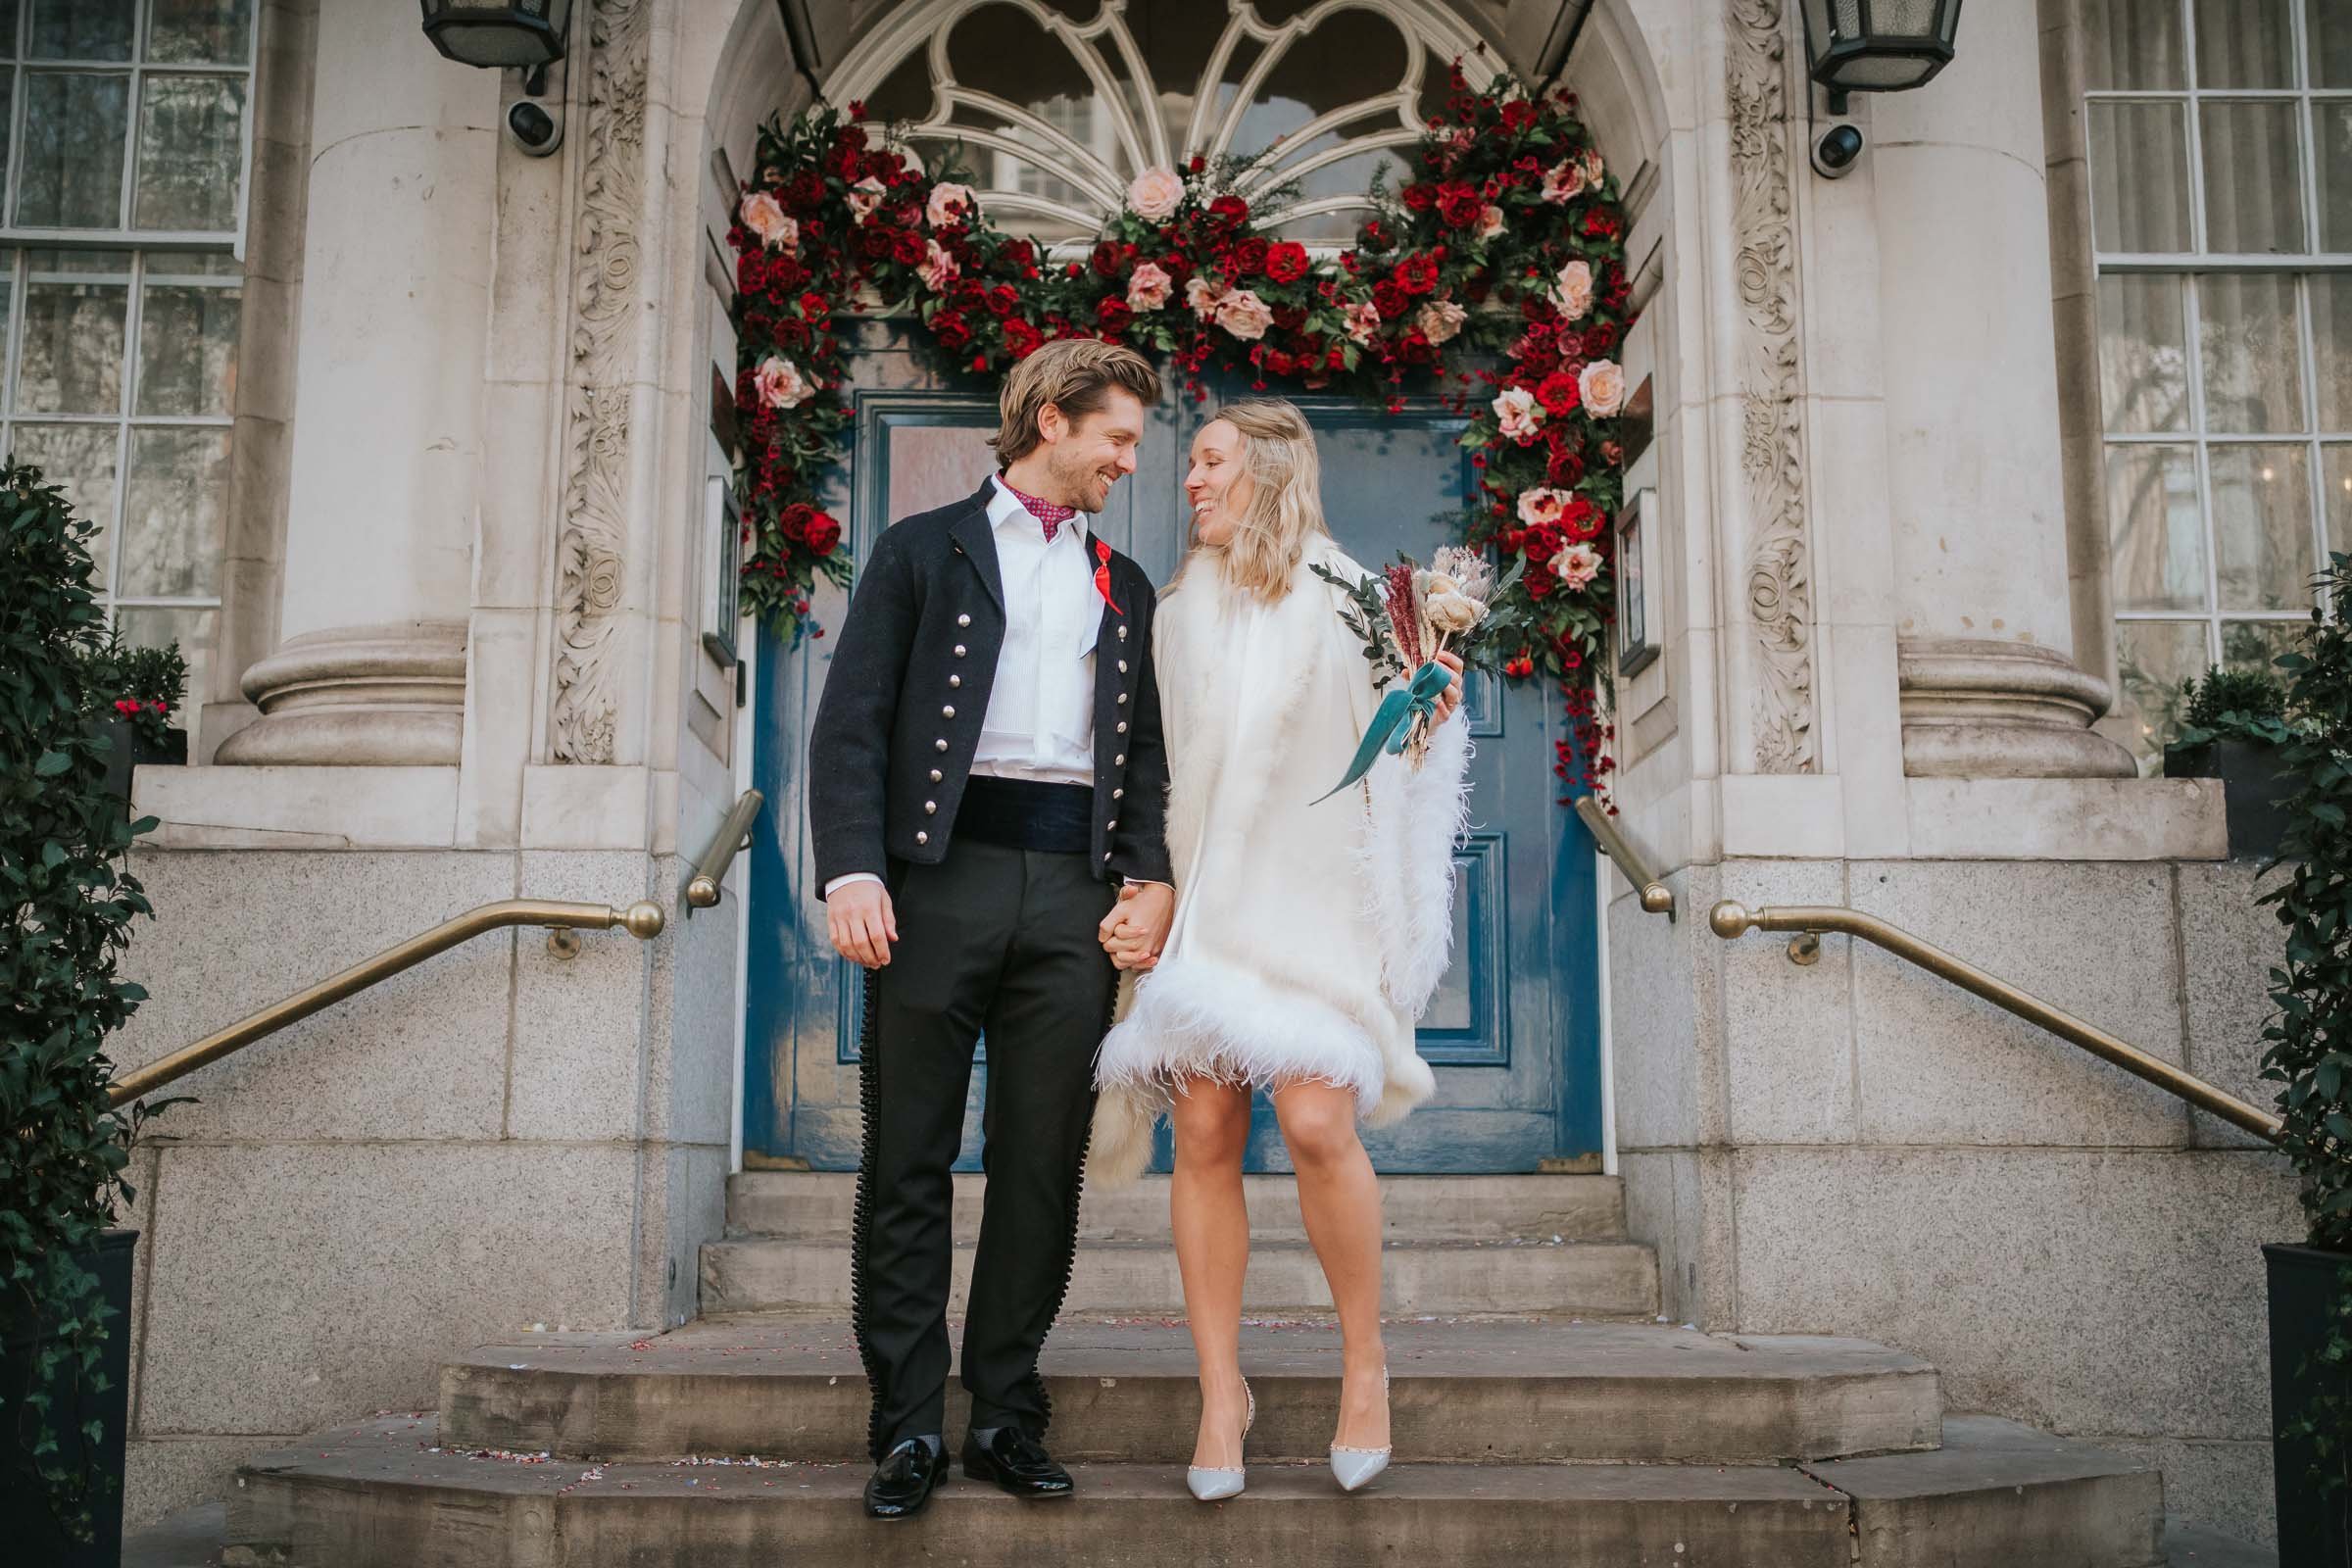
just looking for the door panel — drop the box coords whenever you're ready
[745,328,1600,1172]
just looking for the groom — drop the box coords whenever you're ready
[808,338,1175,1520]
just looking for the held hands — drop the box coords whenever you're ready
[1099,881,1175,972]
[828,880,899,968]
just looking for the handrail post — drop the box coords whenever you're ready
[1573,795,1676,921]
[685,789,765,913]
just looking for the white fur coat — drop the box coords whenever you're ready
[1089,539,1473,1186]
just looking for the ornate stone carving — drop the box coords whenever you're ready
[1726,0,1817,773]
[552,0,649,764]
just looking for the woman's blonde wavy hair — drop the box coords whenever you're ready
[1182,397,1330,603]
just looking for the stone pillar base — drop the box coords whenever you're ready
[1897,638,2136,779]
[214,621,467,767]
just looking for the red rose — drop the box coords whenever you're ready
[1562,498,1603,541]
[1535,370,1581,416]
[807,512,843,556]
[1208,193,1250,230]
[1435,181,1485,230]
[775,318,810,352]
[799,291,829,318]
[779,501,815,542]
[1227,235,1270,276]
[1371,277,1409,318]
[1583,207,1623,239]
[1263,349,1297,377]
[1096,296,1134,332]
[1583,322,1618,355]
[737,252,767,293]
[769,256,808,293]
[891,228,925,265]
[931,310,972,349]
[1189,154,1207,174]
[1091,239,1127,278]
[784,171,825,211]
[985,283,1020,318]
[1499,100,1538,134]
[1545,446,1587,487]
[1396,330,1438,367]
[1264,241,1310,283]
[1004,318,1044,359]
[1400,182,1437,213]
[1395,253,1440,296]
[858,224,893,260]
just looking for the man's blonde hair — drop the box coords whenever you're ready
[1189,397,1331,603]
[990,338,1163,466]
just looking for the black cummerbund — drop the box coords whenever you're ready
[952,775,1094,855]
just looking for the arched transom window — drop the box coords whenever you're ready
[827,0,1489,247]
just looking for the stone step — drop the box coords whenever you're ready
[726,1171,1629,1244]
[698,1236,1660,1318]
[438,1316,1942,1465]
[228,1414,2163,1568]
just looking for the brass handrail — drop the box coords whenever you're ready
[1708,900,2283,1143]
[1574,796,1676,921]
[685,788,764,911]
[106,899,665,1108]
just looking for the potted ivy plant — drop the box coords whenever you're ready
[2166,663,2296,859]
[79,631,186,808]
[1,461,167,1564]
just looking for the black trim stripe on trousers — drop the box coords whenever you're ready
[847,839,1118,1458]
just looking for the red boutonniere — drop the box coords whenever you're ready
[1093,538,1123,614]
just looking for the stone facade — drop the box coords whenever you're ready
[96,0,2304,1546]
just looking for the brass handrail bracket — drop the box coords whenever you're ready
[1573,796,1676,922]
[1708,899,2282,1143]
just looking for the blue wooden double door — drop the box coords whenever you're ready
[744,332,1602,1174]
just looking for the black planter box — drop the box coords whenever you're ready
[86,716,185,815]
[0,1229,136,1568]
[2165,737,2295,860]
[2268,1242,2352,1565]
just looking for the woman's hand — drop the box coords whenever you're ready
[1431,649,1466,726]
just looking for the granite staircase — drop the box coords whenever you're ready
[225,1172,2171,1566]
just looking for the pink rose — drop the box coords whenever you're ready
[1127,166,1186,221]
[1579,358,1627,418]
[1541,161,1589,204]
[741,191,797,250]
[754,355,813,410]
[1184,275,1221,320]
[1214,287,1275,341]
[1342,299,1382,345]
[1477,204,1507,241]
[1493,386,1545,445]
[1550,541,1602,590]
[918,238,959,292]
[1547,260,1594,321]
[925,181,978,228]
[1518,485,1572,527]
[1127,261,1174,312]
[1582,147,1606,185]
[846,176,888,223]
[1417,299,1467,345]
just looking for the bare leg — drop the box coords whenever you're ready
[1169,1076,1253,1469]
[1271,1080,1389,1451]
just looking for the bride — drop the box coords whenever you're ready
[1089,397,1471,1499]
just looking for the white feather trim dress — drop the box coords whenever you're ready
[1088,539,1474,1187]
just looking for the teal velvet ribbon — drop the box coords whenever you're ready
[1313,660,1453,805]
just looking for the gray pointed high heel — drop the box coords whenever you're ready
[1186,1377,1253,1501]
[1329,1364,1391,1493]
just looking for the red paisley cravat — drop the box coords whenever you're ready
[1003,480,1077,541]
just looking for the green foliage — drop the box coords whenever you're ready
[2173,663,2293,752]
[0,460,162,1541]
[74,627,186,749]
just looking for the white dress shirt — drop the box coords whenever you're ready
[824,475,1099,897]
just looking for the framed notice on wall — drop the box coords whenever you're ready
[1617,486,1657,678]
[702,472,742,669]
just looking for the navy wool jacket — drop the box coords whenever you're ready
[808,476,1174,892]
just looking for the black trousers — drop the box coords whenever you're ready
[852,839,1118,1458]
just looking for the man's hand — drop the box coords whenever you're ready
[828,880,899,968]
[1099,881,1175,971]
[1431,649,1466,726]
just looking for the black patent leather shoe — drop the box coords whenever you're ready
[961,1425,1075,1499]
[863,1436,945,1519]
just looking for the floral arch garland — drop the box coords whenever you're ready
[727,63,1632,799]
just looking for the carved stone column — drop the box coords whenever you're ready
[1873,0,2133,779]
[215,0,496,766]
